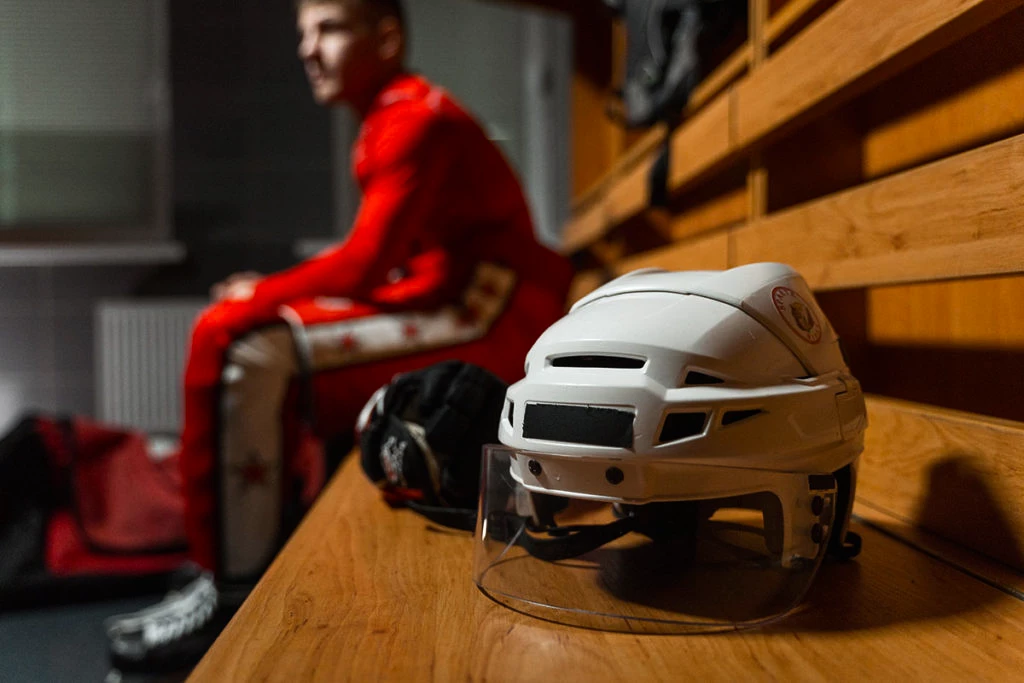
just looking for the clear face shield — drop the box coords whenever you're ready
[473,445,839,633]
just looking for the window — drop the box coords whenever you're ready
[0,0,170,240]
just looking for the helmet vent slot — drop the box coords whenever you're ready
[659,412,708,443]
[550,355,645,369]
[684,371,725,385]
[721,409,763,426]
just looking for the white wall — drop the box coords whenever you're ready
[0,265,151,433]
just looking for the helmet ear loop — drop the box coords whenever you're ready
[826,463,862,561]
[831,531,862,561]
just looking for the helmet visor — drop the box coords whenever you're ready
[474,445,838,633]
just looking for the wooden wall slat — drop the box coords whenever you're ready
[565,0,1024,258]
[560,200,607,254]
[863,65,1024,179]
[765,0,831,45]
[604,155,656,228]
[567,2,755,214]
[668,93,734,190]
[618,230,731,275]
[670,187,748,241]
[689,45,750,112]
[562,88,734,256]
[783,233,1024,291]
[860,7,1024,179]
[866,276,1024,347]
[860,395,1024,571]
[564,32,751,255]
[731,131,1024,289]
[570,126,666,215]
[734,0,1024,147]
[565,231,731,304]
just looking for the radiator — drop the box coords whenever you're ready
[96,299,207,434]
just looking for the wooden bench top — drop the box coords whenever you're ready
[190,454,1024,681]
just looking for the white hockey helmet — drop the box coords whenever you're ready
[473,263,867,632]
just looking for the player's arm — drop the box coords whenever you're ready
[251,110,452,308]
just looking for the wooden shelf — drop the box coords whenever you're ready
[669,186,748,241]
[191,454,1024,681]
[733,0,1023,147]
[572,128,1024,296]
[853,502,1024,598]
[562,28,754,254]
[732,131,1024,289]
[561,0,1024,257]
[859,395,1024,571]
[765,0,834,47]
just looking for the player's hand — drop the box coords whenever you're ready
[211,272,263,302]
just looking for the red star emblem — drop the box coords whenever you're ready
[340,333,359,351]
[234,451,269,490]
[403,322,419,340]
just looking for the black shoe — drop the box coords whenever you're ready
[105,571,245,673]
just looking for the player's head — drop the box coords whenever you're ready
[296,0,406,111]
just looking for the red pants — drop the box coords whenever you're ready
[180,264,562,580]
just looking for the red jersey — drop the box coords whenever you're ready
[252,73,571,311]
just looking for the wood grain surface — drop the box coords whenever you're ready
[731,131,1024,289]
[668,92,733,191]
[560,199,607,255]
[564,0,1024,259]
[190,455,1024,682]
[734,0,1024,146]
[853,502,1024,597]
[620,229,731,275]
[670,186,748,241]
[859,395,1024,570]
[866,275,1024,348]
[860,7,1024,179]
[765,0,833,48]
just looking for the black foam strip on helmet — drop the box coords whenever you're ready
[523,403,634,448]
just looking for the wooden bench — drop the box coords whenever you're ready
[190,1,1024,678]
[189,454,1024,681]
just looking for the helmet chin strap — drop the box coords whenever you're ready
[480,491,861,565]
[487,511,639,563]
[401,498,648,561]
[410,476,859,564]
[387,499,639,564]
[383,499,639,564]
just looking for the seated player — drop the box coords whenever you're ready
[105,0,572,671]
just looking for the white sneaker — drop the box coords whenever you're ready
[106,572,218,657]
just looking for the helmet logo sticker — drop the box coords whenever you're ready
[381,435,409,487]
[772,287,822,344]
